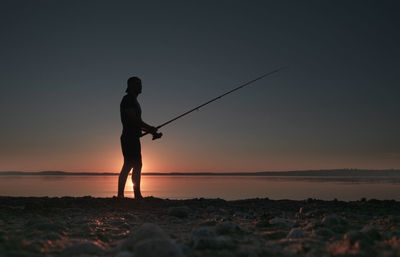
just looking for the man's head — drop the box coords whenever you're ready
[126,76,142,95]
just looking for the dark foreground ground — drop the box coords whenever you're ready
[0,197,400,257]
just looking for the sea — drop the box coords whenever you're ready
[1,173,400,200]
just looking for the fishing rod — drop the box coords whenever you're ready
[142,67,285,140]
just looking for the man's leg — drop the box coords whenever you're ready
[118,162,132,198]
[131,160,143,199]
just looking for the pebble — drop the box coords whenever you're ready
[61,241,105,256]
[255,220,270,228]
[192,235,234,250]
[344,230,370,244]
[269,217,293,229]
[218,208,229,215]
[321,214,342,227]
[24,219,64,233]
[118,223,168,251]
[216,221,243,234]
[134,238,183,257]
[312,228,334,239]
[353,239,371,251]
[233,211,248,217]
[191,227,217,240]
[191,227,234,249]
[361,225,381,241]
[286,228,305,239]
[206,206,216,212]
[302,220,318,230]
[167,206,191,218]
[118,223,183,257]
[199,219,218,226]
[109,219,127,226]
[260,230,287,240]
[115,251,133,257]
[41,232,62,240]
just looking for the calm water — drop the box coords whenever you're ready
[1,175,400,200]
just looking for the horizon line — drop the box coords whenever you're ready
[0,169,399,176]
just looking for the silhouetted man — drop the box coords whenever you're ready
[118,77,159,199]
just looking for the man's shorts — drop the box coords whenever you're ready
[120,134,142,163]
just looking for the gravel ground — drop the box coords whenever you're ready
[0,196,400,257]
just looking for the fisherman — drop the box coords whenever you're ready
[118,77,160,199]
[118,69,282,198]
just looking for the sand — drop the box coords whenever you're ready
[0,196,400,257]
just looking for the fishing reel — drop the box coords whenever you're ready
[152,132,163,140]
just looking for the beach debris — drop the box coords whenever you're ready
[296,205,315,219]
[296,207,305,219]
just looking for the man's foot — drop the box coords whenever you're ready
[134,191,143,199]
[115,195,125,199]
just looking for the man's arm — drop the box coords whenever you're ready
[140,121,157,134]
[125,108,157,134]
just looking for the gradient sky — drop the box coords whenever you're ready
[1,0,399,172]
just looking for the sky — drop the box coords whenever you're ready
[0,0,399,172]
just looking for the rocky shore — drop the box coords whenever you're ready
[0,196,400,257]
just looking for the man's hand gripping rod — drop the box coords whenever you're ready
[141,67,285,140]
[150,130,163,140]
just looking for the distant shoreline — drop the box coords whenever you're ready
[0,169,399,176]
